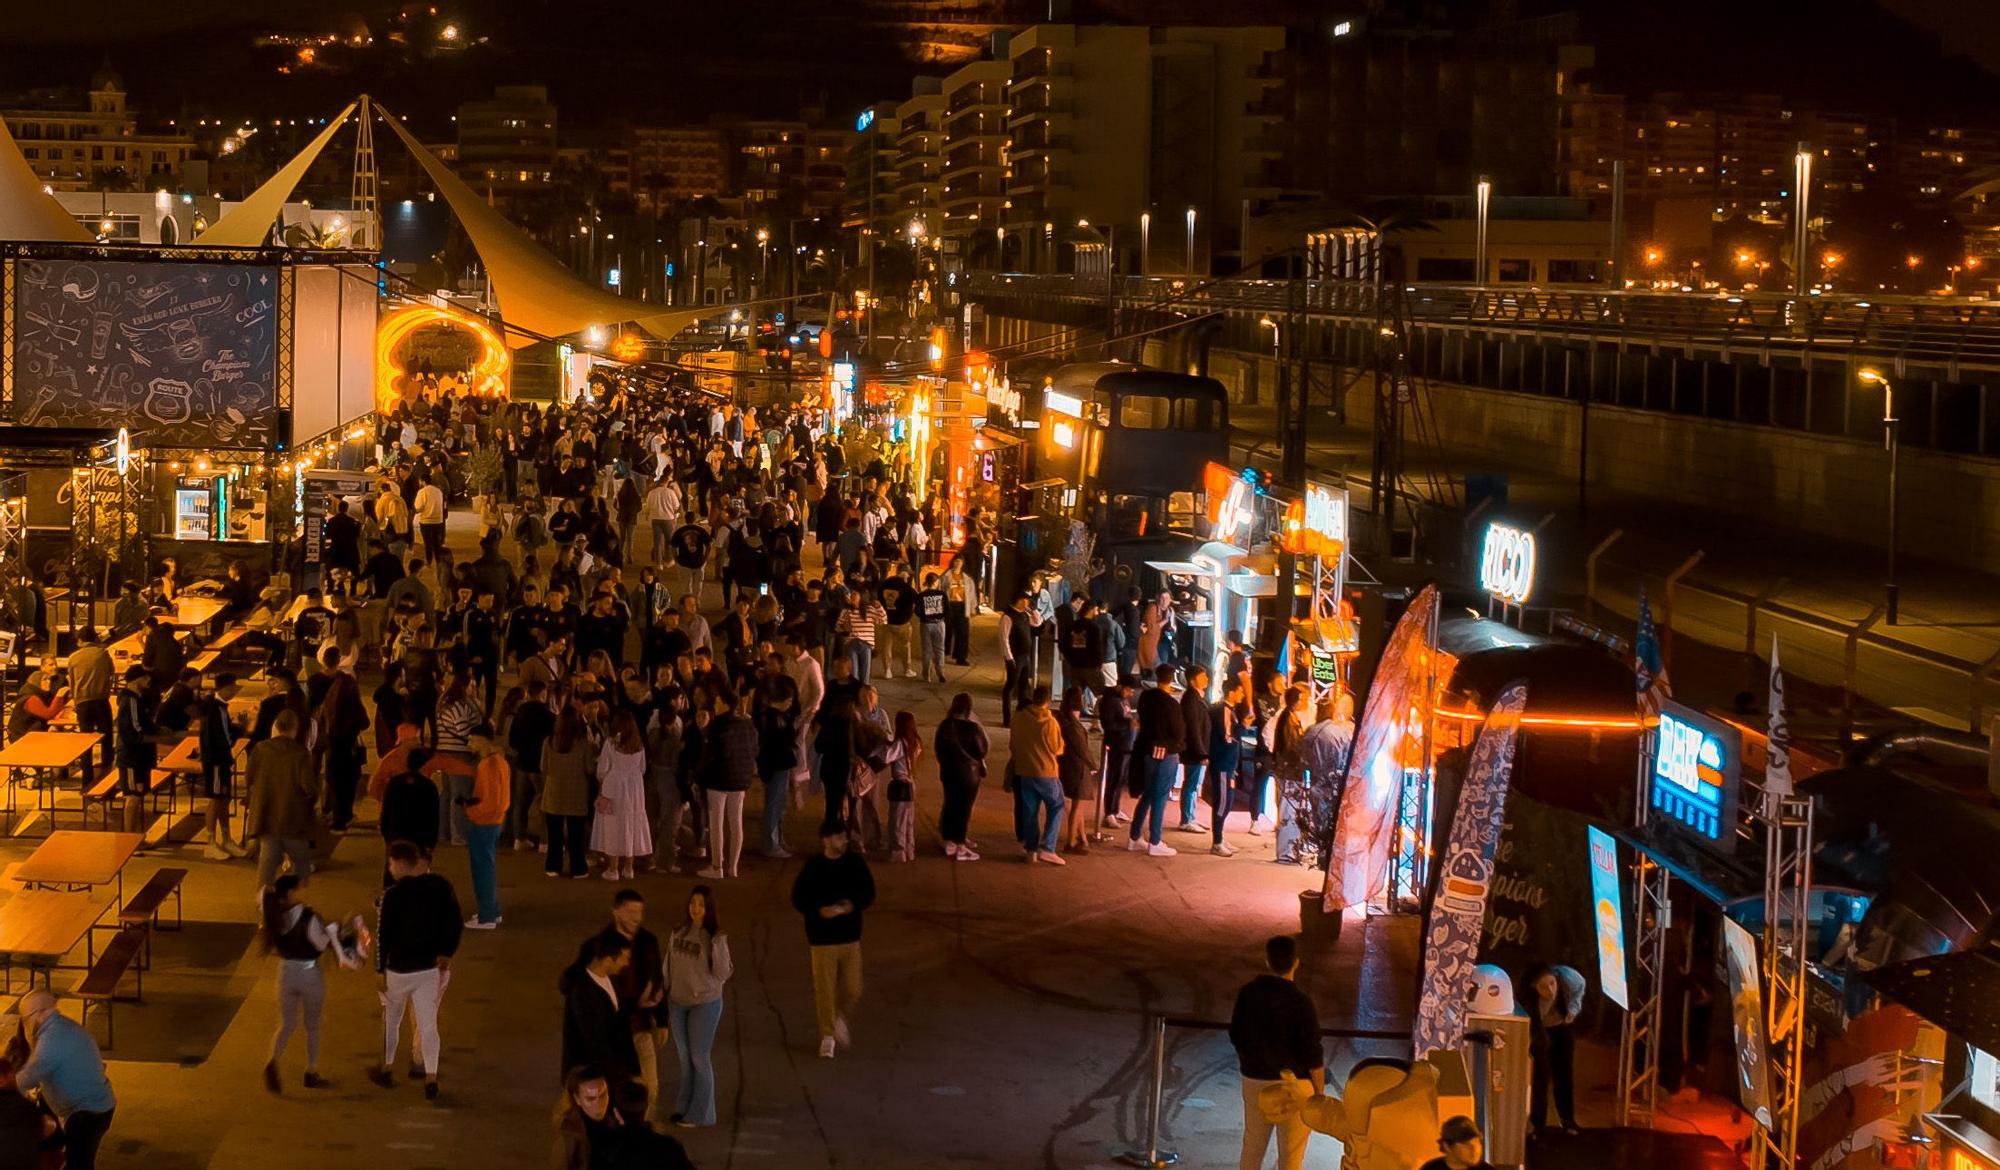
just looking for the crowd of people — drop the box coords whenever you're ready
[4,370,1359,1169]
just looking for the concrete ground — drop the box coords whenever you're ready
[0,514,1421,1170]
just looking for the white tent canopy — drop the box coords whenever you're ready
[0,118,92,243]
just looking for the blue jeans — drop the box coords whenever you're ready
[1178,762,1207,826]
[465,823,502,923]
[1129,753,1179,846]
[669,997,725,1126]
[1015,776,1064,854]
[849,640,873,685]
[762,771,791,853]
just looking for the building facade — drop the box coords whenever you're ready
[630,125,728,208]
[2,67,193,192]
[454,84,558,203]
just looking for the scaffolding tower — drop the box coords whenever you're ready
[349,94,380,252]
[1614,738,1814,1159]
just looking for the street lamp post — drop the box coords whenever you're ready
[1474,176,1491,287]
[1859,367,1901,624]
[1185,206,1196,276]
[1793,144,1813,296]
[1139,211,1150,277]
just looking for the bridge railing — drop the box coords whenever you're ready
[965,272,2000,376]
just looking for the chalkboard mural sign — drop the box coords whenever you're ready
[13,259,279,449]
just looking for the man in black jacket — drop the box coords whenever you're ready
[791,830,876,1060]
[1177,666,1212,833]
[1229,935,1322,1170]
[571,890,665,1114]
[1126,664,1186,856]
[560,934,637,1087]
[371,842,463,1099]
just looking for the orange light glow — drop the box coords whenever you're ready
[1434,706,1643,731]
[375,304,510,410]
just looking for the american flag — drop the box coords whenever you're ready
[1634,587,1670,720]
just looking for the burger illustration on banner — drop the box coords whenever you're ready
[1439,847,1492,919]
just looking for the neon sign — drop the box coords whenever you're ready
[1479,522,1537,606]
[1650,700,1741,846]
[1285,480,1347,556]
[1050,418,1076,449]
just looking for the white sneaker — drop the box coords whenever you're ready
[1176,822,1208,834]
[1036,851,1068,866]
[1148,843,1178,858]
[463,916,497,930]
[203,844,231,861]
[1211,842,1239,857]
[1126,838,1147,852]
[1250,817,1274,835]
[818,1036,836,1059]
[954,847,980,861]
[1107,812,1130,826]
[943,842,959,858]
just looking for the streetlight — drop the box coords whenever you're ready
[1185,206,1197,276]
[1474,176,1491,287]
[1858,367,1901,624]
[1258,315,1280,357]
[1793,144,1813,295]
[1139,211,1150,277]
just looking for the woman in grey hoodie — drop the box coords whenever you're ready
[663,885,733,1127]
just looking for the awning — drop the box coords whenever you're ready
[1146,560,1212,577]
[1225,572,1277,598]
[194,101,358,247]
[0,119,92,243]
[1859,940,2000,1053]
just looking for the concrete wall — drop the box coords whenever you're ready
[1337,371,2000,575]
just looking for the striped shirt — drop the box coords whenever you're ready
[839,604,886,647]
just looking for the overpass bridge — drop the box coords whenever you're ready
[966,272,2000,460]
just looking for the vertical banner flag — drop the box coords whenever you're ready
[1326,584,1440,910]
[1586,826,1631,1009]
[1765,635,1793,799]
[1413,682,1527,1060]
[1720,916,1776,1129]
[1635,586,1670,720]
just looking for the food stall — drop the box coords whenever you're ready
[1281,478,1359,701]
[1145,463,1284,696]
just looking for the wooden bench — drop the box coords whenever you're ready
[81,767,122,830]
[208,627,246,652]
[145,767,178,818]
[74,927,146,1048]
[187,650,221,674]
[119,867,186,969]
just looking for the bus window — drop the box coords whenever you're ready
[1117,394,1172,429]
[1106,494,1159,539]
[1173,396,1218,431]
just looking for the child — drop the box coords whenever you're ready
[884,710,923,862]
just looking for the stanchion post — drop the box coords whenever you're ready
[1120,1015,1180,1168]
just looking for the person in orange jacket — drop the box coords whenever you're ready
[459,725,512,929]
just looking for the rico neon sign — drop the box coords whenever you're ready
[1478,522,1537,606]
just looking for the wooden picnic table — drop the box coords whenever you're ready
[0,731,103,826]
[0,889,114,990]
[13,831,142,896]
[0,732,101,772]
[159,734,247,773]
[171,597,228,631]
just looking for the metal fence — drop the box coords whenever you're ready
[967,272,2000,381]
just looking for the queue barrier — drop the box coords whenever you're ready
[1121,1012,1412,1168]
